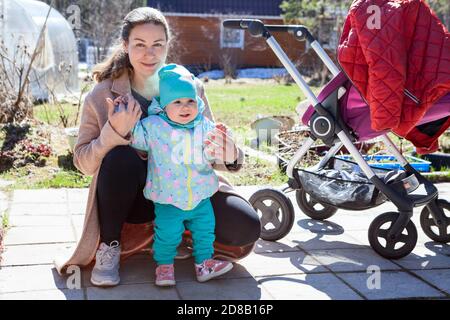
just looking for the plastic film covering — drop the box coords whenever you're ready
[1,0,78,100]
[297,157,389,210]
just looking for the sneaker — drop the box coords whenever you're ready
[155,264,176,286]
[195,259,233,282]
[90,240,121,287]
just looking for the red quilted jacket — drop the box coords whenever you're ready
[338,0,450,153]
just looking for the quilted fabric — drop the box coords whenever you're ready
[338,0,450,153]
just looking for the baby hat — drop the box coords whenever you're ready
[158,64,197,108]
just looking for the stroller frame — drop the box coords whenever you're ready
[223,19,450,259]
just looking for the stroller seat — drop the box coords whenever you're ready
[301,72,450,143]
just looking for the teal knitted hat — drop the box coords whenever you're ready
[158,64,197,109]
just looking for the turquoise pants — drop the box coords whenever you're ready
[153,198,215,265]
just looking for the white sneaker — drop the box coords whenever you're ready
[90,241,121,287]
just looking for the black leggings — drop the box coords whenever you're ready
[97,145,261,246]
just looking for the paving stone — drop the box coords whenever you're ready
[337,271,445,299]
[257,273,362,300]
[0,288,84,300]
[394,245,450,270]
[239,251,327,277]
[0,191,8,214]
[291,218,349,234]
[9,203,69,216]
[253,238,302,254]
[1,243,75,267]
[176,277,273,300]
[411,269,450,295]
[2,184,450,300]
[420,242,450,256]
[307,248,401,273]
[70,214,86,227]
[4,226,75,245]
[66,188,89,203]
[0,265,70,293]
[8,215,71,227]
[86,283,180,300]
[287,232,366,251]
[68,202,87,215]
[12,189,67,204]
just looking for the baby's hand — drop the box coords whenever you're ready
[113,95,128,113]
[215,123,228,133]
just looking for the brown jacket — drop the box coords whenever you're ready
[54,71,248,275]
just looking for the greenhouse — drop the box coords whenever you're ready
[0,0,79,100]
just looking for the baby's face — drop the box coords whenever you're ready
[165,98,198,124]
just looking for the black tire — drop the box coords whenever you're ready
[420,199,450,243]
[368,212,417,259]
[249,188,295,241]
[295,189,338,220]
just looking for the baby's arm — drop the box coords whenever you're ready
[130,117,151,152]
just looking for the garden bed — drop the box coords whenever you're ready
[274,129,382,170]
[0,119,91,190]
[273,129,450,181]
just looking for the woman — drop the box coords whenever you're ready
[53,7,260,287]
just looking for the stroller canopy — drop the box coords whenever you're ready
[337,0,450,153]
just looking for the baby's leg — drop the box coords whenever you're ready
[153,203,185,265]
[185,199,216,264]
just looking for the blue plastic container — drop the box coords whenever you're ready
[336,155,431,172]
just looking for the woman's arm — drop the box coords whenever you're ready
[73,93,131,176]
[197,79,245,172]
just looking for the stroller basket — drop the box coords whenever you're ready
[297,157,391,210]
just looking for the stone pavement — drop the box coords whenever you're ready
[0,184,450,300]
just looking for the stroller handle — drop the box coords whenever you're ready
[223,19,315,43]
[222,19,256,30]
[223,19,269,38]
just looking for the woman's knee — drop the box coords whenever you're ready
[98,145,145,187]
[212,192,261,246]
[101,145,138,170]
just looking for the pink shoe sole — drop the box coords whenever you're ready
[155,279,176,287]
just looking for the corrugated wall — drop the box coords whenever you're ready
[166,16,309,71]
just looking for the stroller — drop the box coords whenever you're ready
[223,19,450,259]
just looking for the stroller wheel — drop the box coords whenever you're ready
[249,188,295,241]
[420,199,450,243]
[295,189,337,220]
[368,212,417,259]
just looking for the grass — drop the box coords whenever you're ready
[33,102,80,128]
[2,211,9,229]
[206,80,307,144]
[221,155,288,186]
[2,80,449,189]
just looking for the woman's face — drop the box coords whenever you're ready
[125,23,168,77]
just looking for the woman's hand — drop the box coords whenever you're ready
[106,93,142,138]
[204,123,238,164]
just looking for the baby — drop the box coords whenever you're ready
[130,64,233,286]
